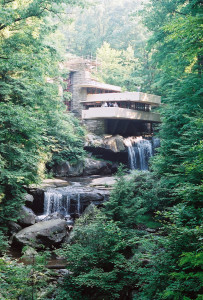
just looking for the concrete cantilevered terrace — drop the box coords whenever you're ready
[82,107,160,123]
[83,91,161,106]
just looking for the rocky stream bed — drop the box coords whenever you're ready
[8,134,160,268]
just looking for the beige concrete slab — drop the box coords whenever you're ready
[85,92,161,105]
[82,107,161,123]
[77,80,121,92]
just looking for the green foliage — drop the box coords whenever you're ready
[104,168,165,229]
[0,231,8,255]
[130,1,203,298]
[45,110,86,167]
[132,226,203,300]
[63,0,155,92]
[55,1,202,299]
[165,248,203,300]
[56,206,137,300]
[0,0,86,229]
[95,39,156,92]
[64,0,147,56]
[96,43,139,91]
[0,250,54,300]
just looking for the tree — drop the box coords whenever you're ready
[0,249,54,299]
[63,0,147,56]
[104,167,167,229]
[0,0,86,236]
[62,0,156,92]
[96,43,138,91]
[128,1,203,298]
[56,206,137,300]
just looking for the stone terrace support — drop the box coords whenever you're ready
[84,119,106,135]
[70,69,91,118]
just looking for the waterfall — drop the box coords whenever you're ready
[66,193,71,216]
[124,137,155,171]
[77,194,81,215]
[43,188,85,217]
[44,191,72,217]
[44,192,62,215]
[42,184,109,218]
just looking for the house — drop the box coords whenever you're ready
[64,58,161,136]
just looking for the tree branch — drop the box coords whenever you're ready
[0,6,48,31]
[3,0,15,4]
[173,10,187,16]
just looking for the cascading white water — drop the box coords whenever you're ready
[41,137,160,218]
[42,183,109,218]
[44,191,71,217]
[124,137,153,171]
[77,194,81,215]
[66,193,71,216]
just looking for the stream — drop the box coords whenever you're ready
[32,137,160,219]
[8,136,160,266]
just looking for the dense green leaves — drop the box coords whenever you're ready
[56,207,137,300]
[0,0,85,232]
[0,250,54,299]
[64,0,154,92]
[64,0,147,56]
[104,169,165,229]
[0,0,202,299]
[96,43,138,91]
[57,1,202,299]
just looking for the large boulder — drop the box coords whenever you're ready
[13,219,68,248]
[83,158,114,176]
[85,134,126,153]
[80,192,106,204]
[29,178,70,190]
[52,158,117,177]
[54,161,84,177]
[36,212,64,222]
[85,134,128,164]
[103,135,126,153]
[89,176,116,187]
[18,206,36,227]
[8,221,22,235]
[24,193,34,205]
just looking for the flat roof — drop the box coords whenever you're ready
[77,81,121,92]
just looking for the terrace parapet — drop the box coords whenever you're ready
[82,107,161,123]
[83,92,161,106]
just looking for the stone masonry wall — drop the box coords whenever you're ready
[70,70,88,118]
[84,119,106,135]
[69,65,106,135]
